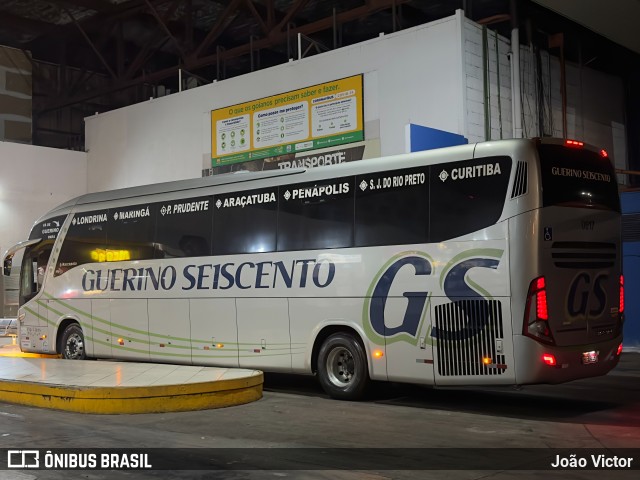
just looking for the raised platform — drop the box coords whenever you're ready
[0,342,262,414]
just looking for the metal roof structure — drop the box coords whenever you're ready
[0,1,638,152]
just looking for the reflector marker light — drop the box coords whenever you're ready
[542,354,557,366]
[617,343,623,356]
[373,350,384,358]
[482,357,492,365]
[600,149,609,158]
[565,139,584,147]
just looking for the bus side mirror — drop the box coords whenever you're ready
[3,256,12,276]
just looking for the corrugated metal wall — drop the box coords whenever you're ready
[0,45,32,144]
[622,191,640,350]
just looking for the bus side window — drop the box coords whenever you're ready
[108,204,156,261]
[56,210,108,275]
[429,156,512,242]
[213,187,277,255]
[277,177,354,251]
[154,196,213,258]
[355,167,429,247]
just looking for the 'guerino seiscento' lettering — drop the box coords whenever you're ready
[81,258,336,292]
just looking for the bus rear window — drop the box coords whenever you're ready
[538,144,620,212]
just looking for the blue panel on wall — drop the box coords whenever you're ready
[409,124,467,152]
[621,191,640,350]
[621,191,640,213]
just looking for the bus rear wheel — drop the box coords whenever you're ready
[317,333,369,400]
[61,324,86,360]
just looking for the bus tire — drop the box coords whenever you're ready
[61,324,87,360]
[317,332,369,400]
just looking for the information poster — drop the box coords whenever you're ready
[211,75,363,166]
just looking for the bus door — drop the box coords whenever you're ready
[1,239,55,352]
[236,297,291,371]
[189,298,239,368]
[19,242,53,328]
[110,299,150,361]
[149,298,190,365]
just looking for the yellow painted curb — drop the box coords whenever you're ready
[0,372,263,414]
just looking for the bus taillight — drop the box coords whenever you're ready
[565,139,584,148]
[617,343,623,356]
[620,275,624,314]
[524,276,555,345]
[535,277,548,320]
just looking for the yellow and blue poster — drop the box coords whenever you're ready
[211,75,364,166]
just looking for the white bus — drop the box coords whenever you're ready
[3,138,624,399]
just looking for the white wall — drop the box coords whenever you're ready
[84,11,630,193]
[0,141,87,246]
[463,19,628,177]
[0,141,87,314]
[85,12,467,192]
[463,21,513,141]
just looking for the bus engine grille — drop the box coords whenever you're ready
[434,299,505,376]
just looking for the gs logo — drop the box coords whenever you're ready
[567,272,608,318]
[363,249,504,345]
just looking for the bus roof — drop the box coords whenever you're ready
[42,168,306,218]
[37,138,548,222]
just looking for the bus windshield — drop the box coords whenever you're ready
[538,144,620,212]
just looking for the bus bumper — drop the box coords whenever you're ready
[512,334,622,385]
[18,324,54,354]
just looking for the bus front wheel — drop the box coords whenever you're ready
[61,324,86,360]
[317,333,369,400]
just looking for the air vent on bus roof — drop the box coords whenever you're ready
[510,161,528,199]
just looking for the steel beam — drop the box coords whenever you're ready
[143,0,188,63]
[65,8,118,79]
[39,0,409,113]
[245,0,269,36]
[193,0,244,59]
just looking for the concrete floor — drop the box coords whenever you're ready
[0,335,639,479]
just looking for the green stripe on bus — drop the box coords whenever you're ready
[42,293,203,344]
[40,293,307,351]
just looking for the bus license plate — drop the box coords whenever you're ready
[582,351,599,365]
